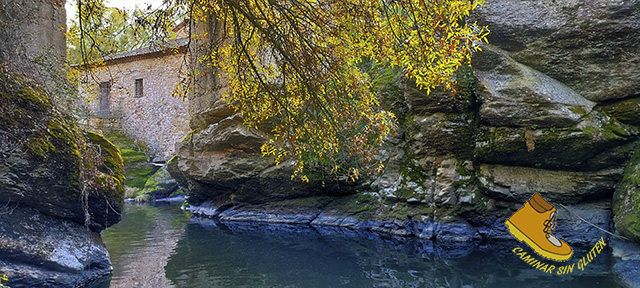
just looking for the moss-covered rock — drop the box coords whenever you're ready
[475,112,639,170]
[84,131,126,210]
[104,131,157,189]
[599,96,640,126]
[0,69,124,232]
[613,147,640,242]
[135,167,179,201]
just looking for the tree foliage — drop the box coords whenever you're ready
[75,0,488,182]
[67,0,179,65]
[190,0,488,181]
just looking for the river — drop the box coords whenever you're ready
[98,202,621,287]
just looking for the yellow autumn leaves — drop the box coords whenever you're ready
[191,0,488,181]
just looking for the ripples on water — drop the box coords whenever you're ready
[98,203,620,288]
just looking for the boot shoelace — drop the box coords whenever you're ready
[543,212,562,247]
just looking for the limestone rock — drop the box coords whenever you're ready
[0,71,123,287]
[403,76,472,115]
[613,149,640,242]
[405,113,474,158]
[472,0,640,102]
[0,71,124,232]
[139,167,179,199]
[475,113,639,170]
[188,99,235,132]
[168,113,350,205]
[0,208,111,288]
[473,45,595,128]
[477,164,621,203]
[434,159,460,206]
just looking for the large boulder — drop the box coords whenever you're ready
[0,70,125,286]
[477,164,621,203]
[473,45,595,128]
[137,167,179,200]
[0,207,112,287]
[472,0,640,102]
[0,71,124,231]
[167,108,353,206]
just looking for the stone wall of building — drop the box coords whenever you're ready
[81,52,191,161]
[0,0,66,88]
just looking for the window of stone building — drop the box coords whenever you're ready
[97,81,111,117]
[135,78,144,97]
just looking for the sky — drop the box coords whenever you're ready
[65,0,166,24]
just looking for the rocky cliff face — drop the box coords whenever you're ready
[169,0,640,243]
[0,69,125,286]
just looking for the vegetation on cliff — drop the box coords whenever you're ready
[0,68,124,231]
[614,148,640,241]
[103,131,157,191]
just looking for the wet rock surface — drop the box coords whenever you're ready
[611,238,640,288]
[0,207,111,288]
[0,71,125,287]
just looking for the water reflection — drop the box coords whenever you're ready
[166,219,617,288]
[101,203,188,288]
[101,204,619,288]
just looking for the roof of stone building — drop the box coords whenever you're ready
[102,37,189,63]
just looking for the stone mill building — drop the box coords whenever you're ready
[79,26,191,162]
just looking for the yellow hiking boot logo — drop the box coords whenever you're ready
[505,193,573,261]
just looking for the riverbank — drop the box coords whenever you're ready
[185,196,613,246]
[102,202,625,288]
[183,197,638,287]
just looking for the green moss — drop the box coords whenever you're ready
[613,146,640,242]
[600,96,640,126]
[85,132,124,177]
[170,189,185,197]
[455,64,476,103]
[434,205,460,220]
[581,121,631,141]
[602,122,631,140]
[126,165,157,188]
[84,131,126,206]
[25,134,55,157]
[105,131,149,152]
[474,127,524,157]
[105,132,155,189]
[119,150,148,165]
[581,126,599,136]
[534,128,560,146]
[355,205,372,212]
[399,149,426,186]
[569,106,588,116]
[394,188,417,200]
[385,202,435,220]
[0,71,51,110]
